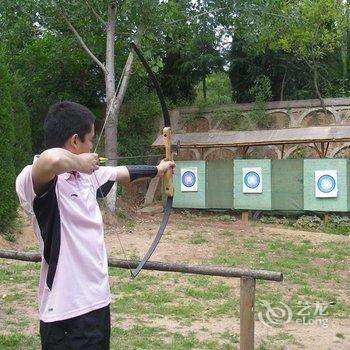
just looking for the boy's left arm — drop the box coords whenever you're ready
[115,159,175,183]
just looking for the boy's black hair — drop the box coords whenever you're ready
[44,101,96,149]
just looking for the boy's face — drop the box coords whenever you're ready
[74,124,95,154]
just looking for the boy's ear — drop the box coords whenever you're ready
[71,133,79,146]
[64,133,79,150]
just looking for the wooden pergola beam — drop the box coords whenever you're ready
[153,125,350,151]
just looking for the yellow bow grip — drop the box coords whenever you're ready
[163,127,173,197]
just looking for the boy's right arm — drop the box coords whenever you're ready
[32,148,99,194]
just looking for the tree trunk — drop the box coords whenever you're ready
[104,11,143,211]
[280,67,287,101]
[202,74,207,101]
[341,31,348,82]
[104,2,118,211]
[312,64,326,114]
[105,2,117,167]
[105,44,141,211]
[342,1,350,82]
[64,1,143,212]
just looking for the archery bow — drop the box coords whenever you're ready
[129,42,173,279]
[94,42,173,279]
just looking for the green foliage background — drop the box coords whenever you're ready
[0,54,18,231]
[11,73,32,174]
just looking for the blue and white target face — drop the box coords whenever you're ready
[181,167,198,192]
[244,171,260,189]
[315,170,338,198]
[317,175,336,193]
[182,171,196,188]
[242,167,263,193]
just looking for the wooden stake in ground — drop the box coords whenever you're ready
[240,276,256,350]
[242,211,249,225]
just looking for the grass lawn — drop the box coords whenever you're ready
[0,211,349,349]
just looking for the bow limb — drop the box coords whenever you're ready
[130,42,173,279]
[130,43,170,127]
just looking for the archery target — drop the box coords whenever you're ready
[242,167,262,193]
[315,170,338,198]
[181,167,198,192]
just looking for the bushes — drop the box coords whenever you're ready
[323,215,350,235]
[293,215,350,235]
[260,215,290,225]
[0,56,18,232]
[260,214,350,236]
[293,215,323,230]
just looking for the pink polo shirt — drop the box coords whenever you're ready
[16,157,117,322]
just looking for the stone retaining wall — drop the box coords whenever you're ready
[167,98,350,160]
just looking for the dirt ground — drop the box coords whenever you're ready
[1,207,350,349]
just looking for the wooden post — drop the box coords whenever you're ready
[241,146,250,158]
[144,177,160,206]
[240,277,256,350]
[320,142,325,158]
[324,213,331,222]
[280,144,285,159]
[325,142,330,157]
[242,211,249,225]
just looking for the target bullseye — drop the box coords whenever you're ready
[317,175,336,193]
[244,171,260,189]
[181,167,198,192]
[182,171,196,188]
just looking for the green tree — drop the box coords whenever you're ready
[236,0,346,106]
[189,1,224,101]
[158,0,228,104]
[15,34,105,152]
[228,38,313,103]
[194,71,231,106]
[0,53,17,232]
[11,73,33,174]
[160,43,197,104]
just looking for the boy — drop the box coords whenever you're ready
[16,101,174,349]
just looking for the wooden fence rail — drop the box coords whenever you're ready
[0,249,283,350]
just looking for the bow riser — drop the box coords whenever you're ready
[163,127,173,197]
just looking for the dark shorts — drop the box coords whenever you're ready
[40,305,110,350]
